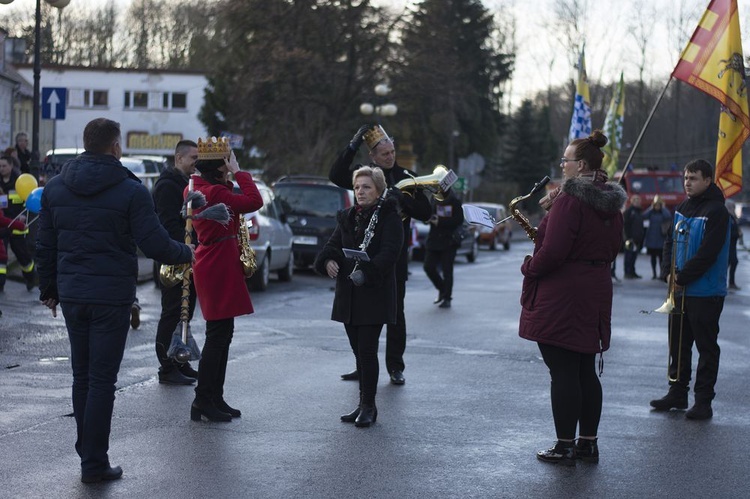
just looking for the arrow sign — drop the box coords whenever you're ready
[41,87,67,120]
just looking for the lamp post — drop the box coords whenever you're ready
[2,0,71,177]
[359,83,397,124]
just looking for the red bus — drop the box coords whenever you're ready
[616,169,686,211]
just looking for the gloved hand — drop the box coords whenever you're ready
[349,124,371,151]
[349,269,365,286]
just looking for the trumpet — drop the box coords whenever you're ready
[654,220,689,382]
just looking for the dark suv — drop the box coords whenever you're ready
[272,176,354,268]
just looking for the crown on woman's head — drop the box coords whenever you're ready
[363,125,392,150]
[197,136,231,160]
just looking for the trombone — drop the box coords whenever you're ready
[654,220,689,382]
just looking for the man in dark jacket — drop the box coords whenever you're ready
[36,118,194,483]
[329,124,432,385]
[623,194,645,278]
[152,140,200,385]
[423,189,464,308]
[650,159,729,420]
[15,132,32,175]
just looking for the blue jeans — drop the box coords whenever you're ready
[62,302,130,474]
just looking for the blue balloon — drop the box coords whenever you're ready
[25,187,43,213]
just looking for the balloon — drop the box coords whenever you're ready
[25,187,44,214]
[15,174,38,201]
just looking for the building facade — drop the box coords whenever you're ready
[15,64,208,157]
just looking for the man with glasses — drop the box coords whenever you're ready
[152,140,200,385]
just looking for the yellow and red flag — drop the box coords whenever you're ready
[672,0,749,198]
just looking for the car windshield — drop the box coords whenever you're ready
[274,185,343,217]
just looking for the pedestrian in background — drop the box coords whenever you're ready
[35,118,194,483]
[623,194,644,279]
[519,130,626,466]
[152,140,200,385]
[642,196,671,279]
[725,199,741,290]
[315,166,403,428]
[423,188,463,308]
[0,194,26,293]
[650,160,729,420]
[0,155,37,291]
[15,132,32,175]
[189,142,263,423]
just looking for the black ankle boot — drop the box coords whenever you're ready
[650,390,688,411]
[341,406,360,423]
[191,400,232,422]
[537,440,576,466]
[354,403,377,427]
[214,399,241,418]
[575,438,599,463]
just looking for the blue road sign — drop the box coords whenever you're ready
[41,87,67,120]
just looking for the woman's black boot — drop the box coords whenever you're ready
[575,438,599,463]
[536,440,576,466]
[354,403,377,428]
[191,400,232,422]
[341,393,362,423]
[214,398,241,418]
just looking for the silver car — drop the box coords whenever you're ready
[240,181,295,291]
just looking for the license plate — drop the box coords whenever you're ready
[293,236,318,245]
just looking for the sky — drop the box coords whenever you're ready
[4,0,750,109]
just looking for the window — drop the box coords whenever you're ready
[124,90,187,111]
[68,89,108,108]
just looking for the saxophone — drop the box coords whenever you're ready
[238,215,257,277]
[508,176,551,243]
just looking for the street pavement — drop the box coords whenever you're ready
[1,242,749,498]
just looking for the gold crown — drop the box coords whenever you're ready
[197,136,231,160]
[363,125,392,150]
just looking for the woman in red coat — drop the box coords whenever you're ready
[519,130,626,465]
[189,144,263,422]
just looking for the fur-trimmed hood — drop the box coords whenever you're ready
[562,177,627,216]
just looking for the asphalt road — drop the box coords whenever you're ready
[1,241,749,498]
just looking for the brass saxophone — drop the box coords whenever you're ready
[238,215,257,277]
[507,176,551,243]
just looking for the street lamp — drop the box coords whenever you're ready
[3,0,71,177]
[360,83,397,122]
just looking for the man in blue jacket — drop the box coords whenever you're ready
[650,159,729,420]
[36,118,194,483]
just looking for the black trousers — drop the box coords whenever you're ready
[3,233,35,282]
[385,279,406,373]
[155,281,197,369]
[195,318,234,404]
[668,296,724,402]
[624,247,639,276]
[345,323,383,404]
[538,343,602,440]
[423,246,457,300]
[61,302,130,474]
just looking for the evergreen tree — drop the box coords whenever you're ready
[391,0,513,169]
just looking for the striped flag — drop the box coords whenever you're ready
[568,47,592,141]
[672,0,748,197]
[602,72,625,177]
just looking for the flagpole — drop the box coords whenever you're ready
[618,77,672,182]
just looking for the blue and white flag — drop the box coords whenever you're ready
[568,47,592,141]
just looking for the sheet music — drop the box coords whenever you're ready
[439,169,458,191]
[342,248,371,261]
[462,204,495,229]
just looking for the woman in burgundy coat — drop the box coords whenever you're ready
[190,147,263,422]
[519,130,626,465]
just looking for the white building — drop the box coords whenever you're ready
[16,64,208,156]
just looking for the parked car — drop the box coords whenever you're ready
[473,202,512,250]
[127,154,169,174]
[272,176,354,268]
[42,148,157,189]
[411,220,478,263]
[235,180,295,291]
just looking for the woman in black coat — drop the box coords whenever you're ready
[315,166,403,427]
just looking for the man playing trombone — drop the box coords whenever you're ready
[650,160,730,420]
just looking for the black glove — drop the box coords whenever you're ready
[349,269,365,286]
[349,124,371,151]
